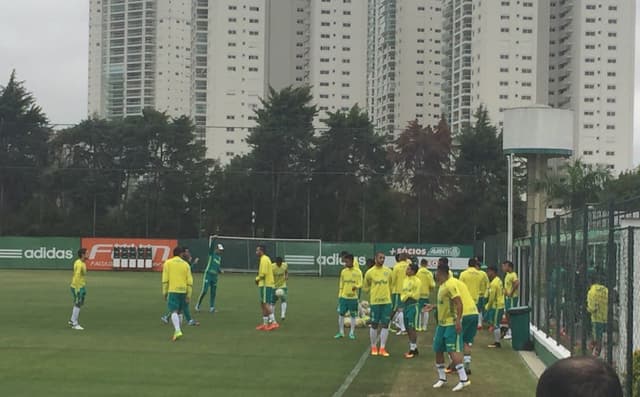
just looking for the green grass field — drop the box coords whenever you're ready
[0,270,537,396]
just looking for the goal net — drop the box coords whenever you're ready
[209,235,323,276]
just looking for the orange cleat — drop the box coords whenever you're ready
[379,348,390,357]
[256,324,268,331]
[371,346,379,356]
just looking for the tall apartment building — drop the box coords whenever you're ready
[367,0,443,137]
[443,0,548,135]
[548,0,635,173]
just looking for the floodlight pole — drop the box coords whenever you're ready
[507,153,514,261]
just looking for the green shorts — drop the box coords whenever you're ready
[259,286,275,304]
[476,297,486,312]
[403,303,419,330]
[167,292,187,313]
[370,303,393,327]
[433,325,463,353]
[391,294,401,310]
[505,297,519,312]
[70,287,86,307]
[462,314,479,344]
[418,298,430,310]
[274,287,288,302]
[338,297,358,317]
[592,322,606,343]
[486,308,505,327]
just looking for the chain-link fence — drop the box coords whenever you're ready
[509,199,640,396]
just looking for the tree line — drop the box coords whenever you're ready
[14,71,632,242]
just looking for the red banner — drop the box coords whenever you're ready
[81,238,177,271]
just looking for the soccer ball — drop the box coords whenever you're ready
[275,288,285,297]
[344,317,352,327]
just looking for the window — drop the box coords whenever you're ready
[585,71,595,76]
[606,125,615,130]
[500,67,509,72]
[608,19,617,24]
[583,150,594,155]
[523,2,533,6]
[584,98,594,103]
[586,31,596,36]
[607,111,616,116]
[500,54,509,60]
[523,29,533,34]
[607,98,616,103]
[248,67,258,72]
[342,59,350,63]
[225,152,235,157]
[522,95,532,100]
[319,94,329,99]
[500,28,510,33]
[500,81,509,86]
[583,124,594,129]
[608,32,617,37]
[227,66,236,71]
[228,30,236,34]
[608,45,617,50]
[499,94,509,99]
[226,127,235,132]
[226,140,235,144]
[606,151,615,156]
[321,10,330,15]
[522,82,532,87]
[586,18,596,23]
[585,58,595,63]
[586,44,596,49]
[586,5,596,10]
[522,68,532,73]
[319,82,329,86]
[607,59,616,64]
[226,115,235,120]
[607,72,616,77]
[341,95,350,100]
[584,84,595,89]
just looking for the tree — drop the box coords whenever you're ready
[246,86,316,237]
[0,71,50,235]
[539,159,610,210]
[391,117,452,241]
[313,105,389,241]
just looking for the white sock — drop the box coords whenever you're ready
[269,313,276,323]
[281,302,287,318]
[423,312,429,329]
[350,316,356,335]
[506,328,512,337]
[397,312,406,331]
[456,364,468,382]
[464,355,471,364]
[71,306,80,325]
[410,343,417,351]
[494,328,501,343]
[338,316,345,334]
[478,312,483,327]
[436,364,446,380]
[380,328,389,348]
[171,312,181,332]
[369,328,378,347]
[263,316,269,325]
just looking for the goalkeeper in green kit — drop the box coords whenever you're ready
[196,243,224,313]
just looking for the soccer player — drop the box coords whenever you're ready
[586,275,608,357]
[485,265,506,348]
[335,254,363,340]
[255,245,278,331]
[68,248,88,330]
[416,259,436,331]
[427,259,470,392]
[340,251,360,271]
[459,258,489,331]
[401,263,422,358]
[363,252,393,357]
[448,275,479,374]
[502,260,520,339]
[474,259,490,329]
[162,246,194,341]
[162,248,200,326]
[272,257,289,321]
[391,253,410,335]
[196,243,224,313]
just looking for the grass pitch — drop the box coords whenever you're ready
[0,271,536,396]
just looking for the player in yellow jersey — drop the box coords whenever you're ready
[340,251,360,271]
[401,263,422,358]
[68,248,88,330]
[391,253,410,335]
[485,265,506,348]
[448,276,479,374]
[426,258,470,392]
[363,252,393,357]
[335,254,363,340]
[272,257,289,321]
[416,259,436,331]
[474,259,490,329]
[162,247,194,341]
[255,245,278,331]
[502,260,520,340]
[587,275,608,357]
[460,258,489,330]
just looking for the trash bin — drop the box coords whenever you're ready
[507,306,531,351]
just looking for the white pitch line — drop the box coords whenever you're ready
[332,348,370,397]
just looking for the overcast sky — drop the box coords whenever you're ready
[1,1,639,164]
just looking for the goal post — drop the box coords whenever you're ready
[209,235,323,276]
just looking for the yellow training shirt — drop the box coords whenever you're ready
[479,270,490,298]
[485,276,505,311]
[400,275,422,302]
[339,267,363,299]
[161,256,193,297]
[256,254,275,287]
[436,278,461,326]
[392,260,409,293]
[450,278,479,316]
[416,267,436,298]
[70,259,87,289]
[272,262,288,288]
[363,265,393,305]
[587,284,608,323]
[504,271,519,297]
[459,267,488,302]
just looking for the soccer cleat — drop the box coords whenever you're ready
[404,350,419,359]
[161,316,169,324]
[433,380,447,389]
[379,348,390,357]
[370,346,379,356]
[187,319,200,326]
[488,342,502,348]
[334,332,345,339]
[504,331,513,340]
[349,333,356,340]
[396,330,407,336]
[71,324,84,331]
[172,331,183,342]
[256,324,268,331]
[452,380,471,392]
[281,317,285,322]
[194,304,200,312]
[267,322,280,331]
[209,307,216,313]
[68,320,73,327]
